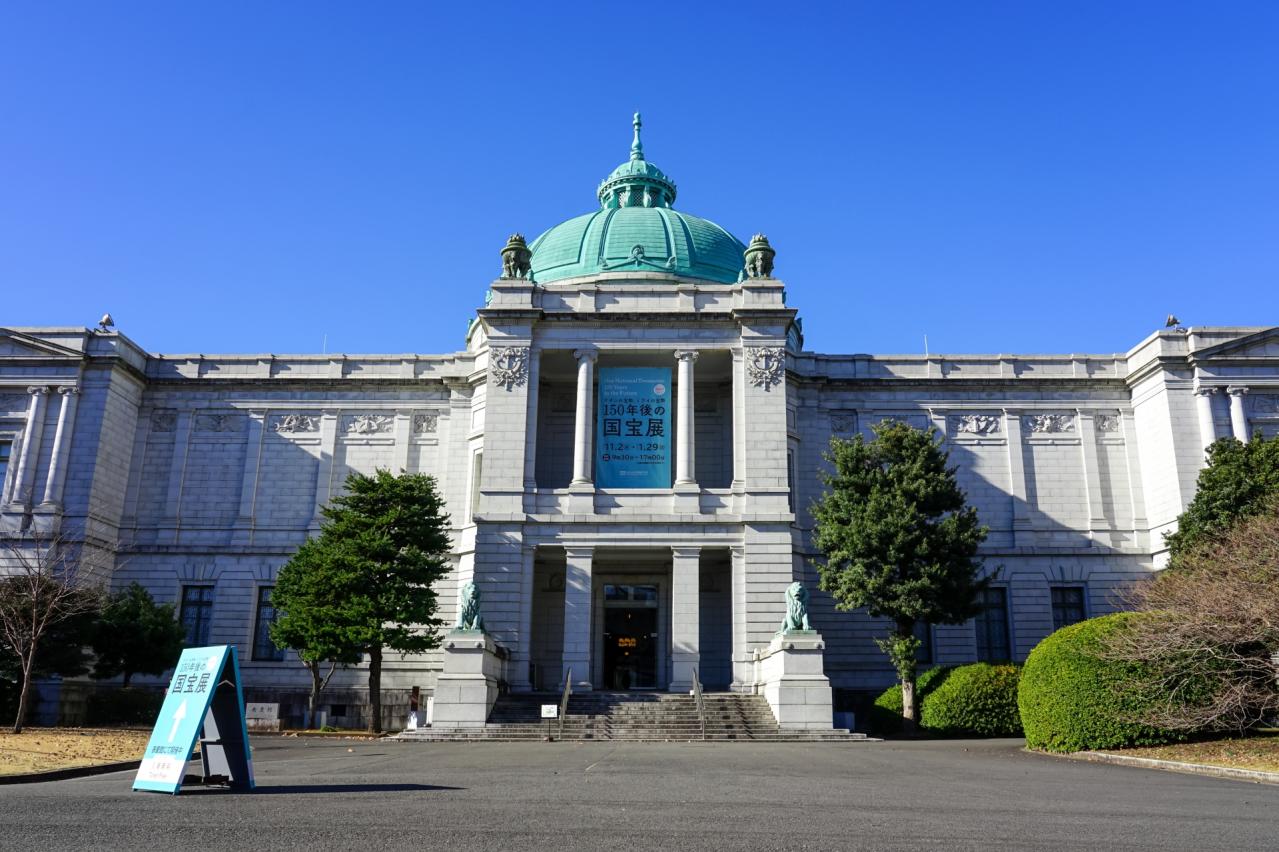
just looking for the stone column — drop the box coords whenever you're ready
[522,348,541,494]
[11,387,49,508]
[311,409,339,527]
[674,350,699,487]
[1227,387,1250,443]
[730,348,746,495]
[1194,386,1218,451]
[669,546,701,692]
[570,349,597,486]
[39,387,80,508]
[729,545,749,690]
[511,544,536,692]
[235,409,266,543]
[562,546,594,689]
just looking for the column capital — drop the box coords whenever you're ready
[673,349,700,363]
[573,348,598,364]
[1227,386,1250,398]
[563,545,595,560]
[56,386,80,396]
[26,386,49,396]
[671,545,702,559]
[1193,385,1220,397]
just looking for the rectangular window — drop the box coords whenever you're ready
[974,587,1011,662]
[252,586,286,662]
[179,585,214,647]
[1050,586,1087,631]
[914,621,933,664]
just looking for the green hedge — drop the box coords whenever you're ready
[921,663,1022,736]
[869,665,949,735]
[871,663,1021,737]
[86,688,165,726]
[1019,613,1179,753]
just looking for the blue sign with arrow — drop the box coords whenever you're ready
[133,645,254,794]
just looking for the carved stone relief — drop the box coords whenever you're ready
[344,414,394,435]
[413,413,439,434]
[746,346,785,390]
[1023,413,1076,434]
[1252,394,1279,414]
[949,414,1001,435]
[150,409,177,433]
[1094,413,1121,433]
[271,413,320,434]
[489,346,529,391]
[830,412,857,434]
[194,412,243,433]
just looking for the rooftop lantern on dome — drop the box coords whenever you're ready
[744,234,776,279]
[597,113,678,210]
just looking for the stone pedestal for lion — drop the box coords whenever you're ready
[430,631,506,728]
[754,631,835,731]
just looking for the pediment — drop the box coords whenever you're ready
[1191,327,1279,363]
[0,329,83,360]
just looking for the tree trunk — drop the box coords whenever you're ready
[900,676,918,736]
[367,646,382,734]
[307,661,321,729]
[12,659,33,734]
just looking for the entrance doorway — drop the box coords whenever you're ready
[602,584,659,690]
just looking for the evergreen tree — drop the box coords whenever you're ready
[271,469,452,733]
[1165,434,1279,563]
[90,582,185,687]
[811,421,989,732]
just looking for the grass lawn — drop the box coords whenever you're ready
[0,729,151,775]
[1102,734,1279,773]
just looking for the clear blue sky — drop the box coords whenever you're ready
[2,2,1276,356]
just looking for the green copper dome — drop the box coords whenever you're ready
[528,114,747,285]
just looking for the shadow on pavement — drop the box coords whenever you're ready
[180,782,462,795]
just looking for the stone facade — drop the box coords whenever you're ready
[4,126,1279,729]
[5,308,1279,727]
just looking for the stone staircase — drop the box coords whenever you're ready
[397,691,870,743]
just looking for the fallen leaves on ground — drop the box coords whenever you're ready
[1104,735,1279,773]
[0,729,151,775]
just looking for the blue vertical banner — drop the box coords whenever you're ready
[596,367,671,488]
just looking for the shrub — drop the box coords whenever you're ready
[86,687,165,726]
[1019,613,1181,752]
[921,663,1022,737]
[871,663,1022,737]
[868,666,951,735]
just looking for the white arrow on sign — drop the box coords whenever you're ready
[168,699,188,743]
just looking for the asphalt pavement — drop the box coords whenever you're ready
[1,736,1276,850]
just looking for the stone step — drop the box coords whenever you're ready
[402,691,863,744]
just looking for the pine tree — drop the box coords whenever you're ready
[271,469,452,733]
[1165,434,1279,563]
[90,582,185,687]
[811,421,989,733]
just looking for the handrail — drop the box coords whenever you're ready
[557,668,572,741]
[692,668,706,741]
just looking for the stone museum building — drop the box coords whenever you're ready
[3,116,1278,729]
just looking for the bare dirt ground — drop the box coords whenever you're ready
[0,728,150,775]
[1102,734,1279,772]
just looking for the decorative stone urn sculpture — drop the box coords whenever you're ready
[778,580,813,633]
[744,233,776,279]
[455,580,485,632]
[500,233,532,279]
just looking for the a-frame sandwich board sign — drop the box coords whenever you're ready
[133,645,255,794]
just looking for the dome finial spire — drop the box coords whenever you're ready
[631,111,644,161]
